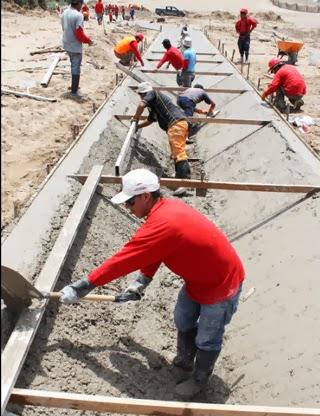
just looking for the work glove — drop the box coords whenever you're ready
[261,91,267,101]
[60,277,95,304]
[114,273,152,303]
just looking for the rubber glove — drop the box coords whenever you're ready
[115,273,152,303]
[60,277,95,304]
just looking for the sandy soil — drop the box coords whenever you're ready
[1,5,155,230]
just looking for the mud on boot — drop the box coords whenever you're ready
[175,349,220,400]
[172,328,197,381]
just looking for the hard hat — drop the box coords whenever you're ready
[240,8,248,14]
[135,32,144,41]
[268,57,282,72]
[137,82,153,94]
[182,36,192,47]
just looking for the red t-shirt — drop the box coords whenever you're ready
[157,46,184,70]
[235,17,257,34]
[265,64,307,97]
[95,2,104,14]
[88,198,245,304]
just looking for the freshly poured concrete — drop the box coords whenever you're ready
[2,26,320,412]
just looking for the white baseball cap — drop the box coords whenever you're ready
[137,82,153,94]
[111,168,160,204]
[182,36,192,47]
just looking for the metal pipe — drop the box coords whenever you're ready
[217,39,221,50]
[246,62,251,80]
[231,49,235,62]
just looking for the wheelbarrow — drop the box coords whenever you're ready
[276,40,304,65]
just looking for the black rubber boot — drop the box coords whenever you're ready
[175,160,191,179]
[175,349,221,399]
[173,328,197,371]
[71,74,80,95]
[174,160,191,196]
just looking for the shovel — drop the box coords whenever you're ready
[1,265,115,313]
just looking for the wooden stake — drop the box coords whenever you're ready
[1,88,57,102]
[231,49,235,62]
[246,62,251,80]
[217,39,221,50]
[10,388,320,415]
[41,55,60,87]
[114,114,270,126]
[69,174,320,194]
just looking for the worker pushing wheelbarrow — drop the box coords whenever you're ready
[276,40,304,65]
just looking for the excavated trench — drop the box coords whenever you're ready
[4,26,320,414]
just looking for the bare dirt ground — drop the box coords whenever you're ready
[1,4,155,230]
[1,2,319,232]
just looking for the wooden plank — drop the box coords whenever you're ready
[10,388,320,416]
[146,58,224,64]
[114,114,270,126]
[115,121,137,176]
[151,50,218,56]
[141,69,232,76]
[69,174,320,194]
[40,55,60,87]
[30,47,63,56]
[129,86,247,94]
[1,165,103,415]
[1,88,57,102]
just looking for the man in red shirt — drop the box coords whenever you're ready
[235,8,257,63]
[60,168,245,399]
[154,39,184,72]
[262,58,306,113]
[94,0,104,25]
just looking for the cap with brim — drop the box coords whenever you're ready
[110,168,160,204]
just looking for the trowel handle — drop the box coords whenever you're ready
[48,292,116,302]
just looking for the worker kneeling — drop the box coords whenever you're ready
[262,58,306,113]
[114,32,144,67]
[60,168,245,400]
[133,82,191,196]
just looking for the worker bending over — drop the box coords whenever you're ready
[235,8,257,64]
[177,36,196,87]
[154,39,184,75]
[61,0,93,100]
[262,58,306,113]
[114,32,144,67]
[60,168,245,400]
[132,82,190,195]
[81,2,89,21]
[177,84,216,117]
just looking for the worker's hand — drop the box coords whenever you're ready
[261,91,267,101]
[88,40,94,46]
[125,273,152,296]
[153,68,159,72]
[140,60,145,67]
[59,277,95,304]
[114,291,141,303]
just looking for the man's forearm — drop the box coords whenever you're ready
[132,101,146,120]
[137,119,153,129]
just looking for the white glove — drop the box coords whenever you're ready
[60,286,80,304]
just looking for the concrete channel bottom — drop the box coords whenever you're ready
[2,26,320,415]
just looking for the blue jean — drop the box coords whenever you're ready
[176,70,195,87]
[67,51,82,76]
[177,96,196,116]
[238,34,251,58]
[174,285,242,352]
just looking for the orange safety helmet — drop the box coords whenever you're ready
[135,32,144,41]
[240,8,248,14]
[268,57,282,72]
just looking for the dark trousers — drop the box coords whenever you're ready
[177,96,196,116]
[238,34,250,59]
[274,87,304,113]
